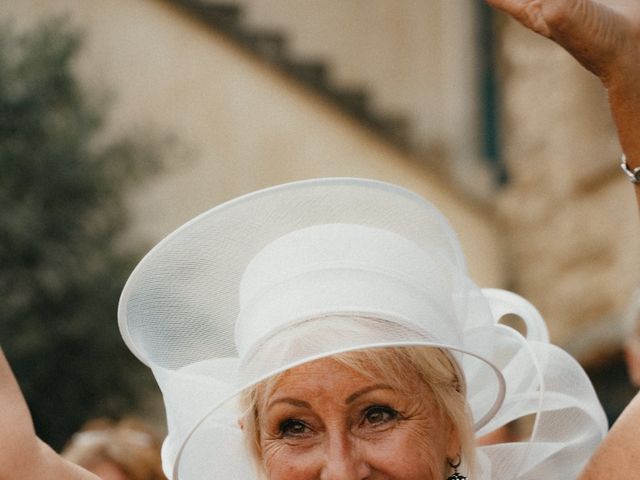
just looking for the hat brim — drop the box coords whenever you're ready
[119,178,469,367]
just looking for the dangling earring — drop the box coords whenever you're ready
[447,455,467,480]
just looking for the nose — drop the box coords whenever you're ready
[320,434,371,480]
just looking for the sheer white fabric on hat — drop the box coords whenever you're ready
[118,178,607,480]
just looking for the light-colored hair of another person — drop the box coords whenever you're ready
[239,345,476,478]
[62,417,166,480]
[624,289,640,339]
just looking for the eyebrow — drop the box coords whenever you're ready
[266,384,394,411]
[345,384,393,404]
[266,397,312,410]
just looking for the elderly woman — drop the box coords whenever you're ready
[117,179,606,480]
[2,1,640,479]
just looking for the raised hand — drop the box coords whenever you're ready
[485,0,640,85]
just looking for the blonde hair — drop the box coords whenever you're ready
[62,417,166,480]
[240,346,476,477]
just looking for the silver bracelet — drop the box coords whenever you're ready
[620,154,640,184]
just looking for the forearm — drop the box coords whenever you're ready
[605,72,640,209]
[0,425,98,480]
[578,391,640,479]
[0,351,98,480]
[33,442,99,480]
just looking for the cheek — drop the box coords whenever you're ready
[364,421,449,479]
[262,440,321,480]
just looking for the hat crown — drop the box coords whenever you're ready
[235,223,460,358]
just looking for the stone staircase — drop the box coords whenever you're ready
[167,0,412,152]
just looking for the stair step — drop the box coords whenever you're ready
[281,60,328,89]
[372,115,411,149]
[330,88,369,117]
[242,31,288,62]
[177,1,242,31]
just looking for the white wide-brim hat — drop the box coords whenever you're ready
[118,178,607,480]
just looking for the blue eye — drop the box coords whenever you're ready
[279,419,310,437]
[363,405,398,426]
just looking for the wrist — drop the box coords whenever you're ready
[620,155,640,184]
[606,71,640,169]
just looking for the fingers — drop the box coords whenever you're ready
[485,0,553,37]
[485,0,630,80]
[543,0,627,79]
[542,0,617,44]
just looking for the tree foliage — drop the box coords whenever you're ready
[0,19,164,450]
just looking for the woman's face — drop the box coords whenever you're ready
[257,357,458,479]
